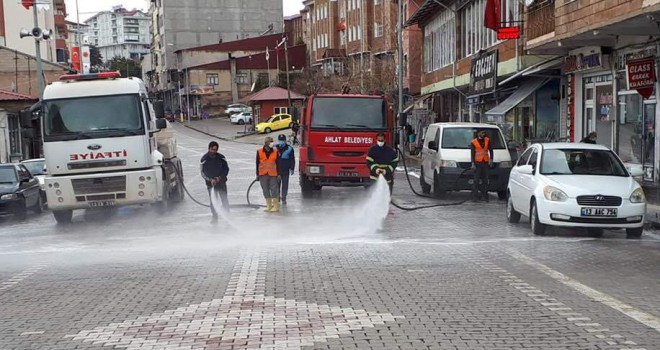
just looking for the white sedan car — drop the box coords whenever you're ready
[506,143,646,238]
[230,112,253,125]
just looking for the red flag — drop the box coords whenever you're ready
[21,0,34,9]
[70,47,81,73]
[484,0,500,31]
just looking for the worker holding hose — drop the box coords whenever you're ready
[366,132,399,193]
[200,141,230,222]
[471,130,494,202]
[256,136,280,212]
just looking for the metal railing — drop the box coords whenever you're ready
[526,1,556,41]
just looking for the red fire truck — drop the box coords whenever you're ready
[298,93,395,194]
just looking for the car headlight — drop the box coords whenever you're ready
[0,193,17,200]
[630,187,646,203]
[543,186,568,202]
[440,160,457,167]
[499,161,513,168]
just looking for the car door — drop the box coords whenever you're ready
[519,147,540,216]
[510,147,533,210]
[17,165,39,207]
[277,115,291,130]
[270,116,281,129]
[421,126,437,182]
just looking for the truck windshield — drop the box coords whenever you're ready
[311,97,386,130]
[43,94,145,141]
[441,127,506,149]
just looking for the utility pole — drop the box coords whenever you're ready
[397,0,405,154]
[284,37,291,110]
[76,0,82,71]
[32,5,44,99]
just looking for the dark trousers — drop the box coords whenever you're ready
[279,172,290,201]
[472,163,489,199]
[208,182,229,218]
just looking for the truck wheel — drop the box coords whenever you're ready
[497,191,507,200]
[626,227,643,239]
[300,174,314,196]
[53,210,72,224]
[419,167,431,194]
[433,173,445,198]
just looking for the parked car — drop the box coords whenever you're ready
[506,142,646,238]
[230,112,253,125]
[0,163,44,219]
[419,123,513,199]
[20,158,48,205]
[255,113,293,133]
[225,104,251,116]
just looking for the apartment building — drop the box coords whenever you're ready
[0,0,63,63]
[150,0,283,101]
[525,0,660,187]
[402,0,422,98]
[285,14,305,46]
[304,0,398,93]
[85,6,151,62]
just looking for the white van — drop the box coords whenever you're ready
[419,123,513,199]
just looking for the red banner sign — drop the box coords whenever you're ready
[626,56,656,99]
[497,26,520,40]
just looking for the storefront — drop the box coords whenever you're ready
[571,45,659,184]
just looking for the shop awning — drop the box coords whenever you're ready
[498,57,563,86]
[486,78,549,118]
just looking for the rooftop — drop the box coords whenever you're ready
[0,90,38,101]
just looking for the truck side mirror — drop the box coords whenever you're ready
[19,110,32,127]
[154,100,165,119]
[398,112,407,127]
[155,118,167,130]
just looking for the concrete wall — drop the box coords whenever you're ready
[555,0,643,38]
[0,47,69,97]
[3,2,57,62]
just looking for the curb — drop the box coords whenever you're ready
[182,124,257,143]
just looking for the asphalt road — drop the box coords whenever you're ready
[0,124,659,349]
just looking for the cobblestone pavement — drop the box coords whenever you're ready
[0,125,658,349]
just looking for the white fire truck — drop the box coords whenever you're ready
[40,72,184,224]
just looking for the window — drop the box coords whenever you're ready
[357,25,362,40]
[541,149,627,176]
[375,23,383,38]
[274,107,289,114]
[206,73,219,85]
[441,127,506,149]
[517,148,533,166]
[403,54,408,77]
[340,31,346,45]
[460,0,519,58]
[424,10,455,72]
[235,73,248,84]
[374,0,381,5]
[528,149,539,171]
[311,97,386,130]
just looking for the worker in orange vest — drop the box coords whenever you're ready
[256,136,280,212]
[470,130,494,202]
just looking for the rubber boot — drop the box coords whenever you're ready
[269,199,280,212]
[264,198,273,212]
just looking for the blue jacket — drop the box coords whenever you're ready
[366,144,399,181]
[275,143,295,174]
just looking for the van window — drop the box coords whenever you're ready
[441,127,505,149]
[425,128,437,148]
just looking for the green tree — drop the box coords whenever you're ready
[89,45,103,72]
[107,56,141,78]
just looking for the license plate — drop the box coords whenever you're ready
[338,171,359,177]
[89,200,115,208]
[581,207,617,217]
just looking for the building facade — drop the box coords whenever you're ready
[285,14,305,46]
[85,6,151,62]
[526,0,660,189]
[0,0,62,63]
[150,0,283,100]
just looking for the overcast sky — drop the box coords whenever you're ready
[64,0,304,22]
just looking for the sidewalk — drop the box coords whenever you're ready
[179,117,265,145]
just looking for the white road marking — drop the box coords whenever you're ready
[506,249,660,332]
[407,172,420,178]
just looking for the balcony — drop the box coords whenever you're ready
[54,14,66,28]
[526,0,555,41]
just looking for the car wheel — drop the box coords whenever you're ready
[530,200,546,235]
[626,227,643,239]
[419,166,431,194]
[265,127,272,133]
[506,193,521,223]
[238,119,245,125]
[433,172,445,198]
[587,228,604,238]
[53,210,73,224]
[497,191,507,200]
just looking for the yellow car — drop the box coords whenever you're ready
[255,113,293,133]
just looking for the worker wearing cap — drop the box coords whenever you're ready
[275,134,295,205]
[470,130,494,202]
[256,136,280,212]
[366,132,399,193]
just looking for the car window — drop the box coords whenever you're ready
[22,161,45,175]
[282,115,290,120]
[528,149,539,170]
[0,167,17,183]
[516,148,533,166]
[541,149,627,176]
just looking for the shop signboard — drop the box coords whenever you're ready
[564,47,604,74]
[626,56,656,99]
[470,50,498,95]
[188,85,215,95]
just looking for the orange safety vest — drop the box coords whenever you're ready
[258,147,278,176]
[472,137,490,163]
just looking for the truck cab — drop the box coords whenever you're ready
[41,72,183,223]
[298,94,394,194]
